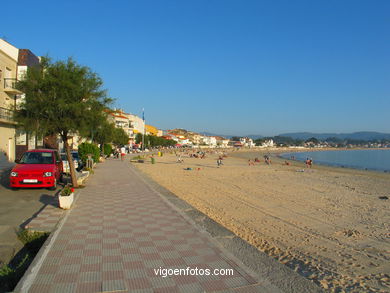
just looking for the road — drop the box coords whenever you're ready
[0,167,58,267]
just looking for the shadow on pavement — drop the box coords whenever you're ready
[39,193,58,207]
[19,192,59,230]
[0,168,13,190]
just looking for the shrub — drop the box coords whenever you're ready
[60,185,74,196]
[0,230,49,292]
[78,142,100,164]
[103,143,112,157]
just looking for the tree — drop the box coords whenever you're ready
[305,137,319,144]
[91,119,116,150]
[15,57,110,187]
[135,133,143,144]
[112,127,129,146]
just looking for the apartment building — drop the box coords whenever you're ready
[0,39,22,161]
[106,109,145,146]
[145,124,158,136]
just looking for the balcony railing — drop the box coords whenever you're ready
[0,107,14,122]
[3,78,22,94]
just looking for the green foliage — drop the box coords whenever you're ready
[305,137,319,144]
[15,57,111,139]
[15,57,111,187]
[135,133,143,144]
[112,127,129,146]
[89,119,116,146]
[60,185,74,196]
[0,230,49,292]
[17,230,49,254]
[0,265,14,276]
[103,143,112,156]
[135,134,176,148]
[78,142,100,164]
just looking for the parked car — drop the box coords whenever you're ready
[10,149,63,190]
[61,151,82,174]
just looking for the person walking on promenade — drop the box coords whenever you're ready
[120,146,126,161]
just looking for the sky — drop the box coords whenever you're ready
[2,0,389,136]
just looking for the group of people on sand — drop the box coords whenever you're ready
[189,152,206,159]
[247,156,271,166]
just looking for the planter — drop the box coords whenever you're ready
[59,192,74,209]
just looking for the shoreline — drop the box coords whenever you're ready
[228,147,390,177]
[134,149,390,292]
[277,148,390,173]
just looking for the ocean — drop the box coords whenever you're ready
[281,149,390,172]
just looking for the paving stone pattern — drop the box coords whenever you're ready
[25,158,262,292]
[24,201,65,233]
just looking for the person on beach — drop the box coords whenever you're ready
[305,158,313,168]
[217,156,223,167]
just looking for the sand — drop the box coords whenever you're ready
[134,148,390,292]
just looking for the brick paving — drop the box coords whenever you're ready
[19,158,266,293]
[24,199,66,233]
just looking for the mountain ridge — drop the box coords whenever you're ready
[277,131,390,140]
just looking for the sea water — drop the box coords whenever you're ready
[281,149,390,172]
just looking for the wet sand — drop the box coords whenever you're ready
[134,148,390,292]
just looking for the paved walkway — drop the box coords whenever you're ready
[16,158,273,293]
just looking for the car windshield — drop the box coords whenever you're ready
[20,152,53,164]
[60,154,68,161]
[72,153,79,160]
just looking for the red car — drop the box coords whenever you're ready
[10,149,63,190]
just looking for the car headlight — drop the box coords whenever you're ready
[43,172,52,177]
[11,172,18,177]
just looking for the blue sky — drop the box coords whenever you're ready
[2,0,389,136]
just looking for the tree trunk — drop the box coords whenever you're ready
[63,134,78,188]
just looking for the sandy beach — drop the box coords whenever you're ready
[134,148,390,292]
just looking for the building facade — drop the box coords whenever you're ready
[105,109,145,146]
[0,39,21,161]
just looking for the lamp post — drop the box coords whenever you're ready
[142,108,145,152]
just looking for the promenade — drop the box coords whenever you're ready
[15,158,319,293]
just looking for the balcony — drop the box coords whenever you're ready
[3,78,23,94]
[0,107,16,125]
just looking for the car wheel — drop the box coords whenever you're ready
[59,173,64,183]
[48,179,57,191]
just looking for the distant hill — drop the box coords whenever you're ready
[278,131,390,141]
[200,132,264,139]
[246,135,263,140]
[199,131,232,138]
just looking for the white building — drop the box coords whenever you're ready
[240,137,255,148]
[105,109,145,146]
[202,136,217,147]
[260,139,274,148]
